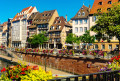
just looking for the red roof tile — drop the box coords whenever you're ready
[90,0,120,14]
[29,7,35,13]
[21,6,31,12]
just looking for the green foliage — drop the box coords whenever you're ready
[91,3,120,41]
[28,32,48,46]
[66,33,80,44]
[80,30,95,43]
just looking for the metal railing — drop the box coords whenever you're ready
[48,70,120,81]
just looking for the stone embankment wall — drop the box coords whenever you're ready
[15,53,109,74]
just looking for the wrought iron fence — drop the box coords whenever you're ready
[48,70,120,81]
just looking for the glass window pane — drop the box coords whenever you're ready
[79,20,83,24]
[75,27,78,33]
[84,19,87,24]
[84,27,87,32]
[75,20,78,24]
[80,27,83,32]
[109,45,112,50]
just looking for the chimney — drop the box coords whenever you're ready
[66,15,67,21]
[89,5,91,12]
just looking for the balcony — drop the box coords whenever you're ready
[49,40,61,44]
[49,35,60,38]
[38,27,48,30]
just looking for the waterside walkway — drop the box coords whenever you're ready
[0,53,73,77]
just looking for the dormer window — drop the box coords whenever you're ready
[54,21,57,24]
[98,2,102,5]
[49,13,51,16]
[108,1,112,4]
[97,8,101,12]
[78,12,81,16]
[50,26,54,30]
[107,8,111,11]
[58,21,61,23]
[56,25,61,30]
[82,12,85,16]
[81,7,84,10]
[57,17,59,20]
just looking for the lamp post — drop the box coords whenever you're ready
[45,56,46,72]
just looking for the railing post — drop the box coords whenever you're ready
[74,77,78,81]
[66,78,70,81]
[110,72,114,81]
[56,79,61,81]
[96,74,100,81]
[82,76,86,81]
[89,75,93,81]
[115,73,119,81]
[103,73,107,81]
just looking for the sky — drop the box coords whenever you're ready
[0,0,94,24]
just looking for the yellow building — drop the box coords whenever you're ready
[48,16,72,49]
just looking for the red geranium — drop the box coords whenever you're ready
[1,68,6,72]
[20,72,26,75]
[16,75,19,78]
[10,76,13,79]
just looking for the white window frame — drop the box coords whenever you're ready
[101,44,105,50]
[75,27,78,33]
[80,27,83,32]
[84,27,87,32]
[84,19,87,24]
[82,12,85,16]
[75,20,78,25]
[109,45,112,50]
[79,20,83,24]
[78,12,81,16]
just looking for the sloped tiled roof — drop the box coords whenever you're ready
[49,16,72,32]
[13,6,36,21]
[28,12,40,20]
[37,10,56,24]
[29,7,35,13]
[29,10,57,28]
[71,5,90,20]
[21,6,31,12]
[2,22,8,26]
[89,0,120,15]
[28,12,40,28]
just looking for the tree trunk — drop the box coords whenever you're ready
[72,43,74,49]
[39,44,40,49]
[118,39,120,54]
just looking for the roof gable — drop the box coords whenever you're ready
[71,5,90,20]
[49,16,71,32]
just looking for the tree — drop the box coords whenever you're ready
[91,3,120,52]
[28,32,48,49]
[66,33,80,48]
[80,30,95,49]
